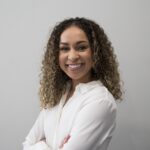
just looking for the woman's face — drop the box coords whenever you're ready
[59,26,93,84]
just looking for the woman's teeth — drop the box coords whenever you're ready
[68,64,82,69]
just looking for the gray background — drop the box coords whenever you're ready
[0,0,150,150]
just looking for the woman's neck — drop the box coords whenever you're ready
[71,75,93,91]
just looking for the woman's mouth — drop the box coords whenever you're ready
[66,63,83,70]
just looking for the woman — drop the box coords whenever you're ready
[23,17,122,150]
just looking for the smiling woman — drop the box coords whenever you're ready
[23,17,123,150]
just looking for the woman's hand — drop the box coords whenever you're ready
[59,135,70,149]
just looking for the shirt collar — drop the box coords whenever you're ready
[74,80,103,94]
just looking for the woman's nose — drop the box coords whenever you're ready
[68,49,79,61]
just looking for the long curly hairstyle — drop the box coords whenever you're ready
[39,17,123,108]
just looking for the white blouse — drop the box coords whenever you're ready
[23,80,117,150]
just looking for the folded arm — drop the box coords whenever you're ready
[23,109,52,150]
[60,99,117,150]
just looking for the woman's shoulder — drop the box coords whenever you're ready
[78,80,117,107]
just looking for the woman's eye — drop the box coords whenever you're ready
[77,45,88,51]
[59,47,69,51]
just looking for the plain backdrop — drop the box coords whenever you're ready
[0,0,150,150]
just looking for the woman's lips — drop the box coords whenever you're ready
[66,63,83,70]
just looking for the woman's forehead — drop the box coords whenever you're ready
[60,26,88,43]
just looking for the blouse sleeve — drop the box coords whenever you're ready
[22,109,52,150]
[61,99,117,150]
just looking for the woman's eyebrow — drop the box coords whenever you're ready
[60,41,88,45]
[60,42,69,45]
[76,41,88,44]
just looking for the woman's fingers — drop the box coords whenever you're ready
[63,135,70,143]
[59,135,71,149]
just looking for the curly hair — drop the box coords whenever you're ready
[39,17,123,108]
